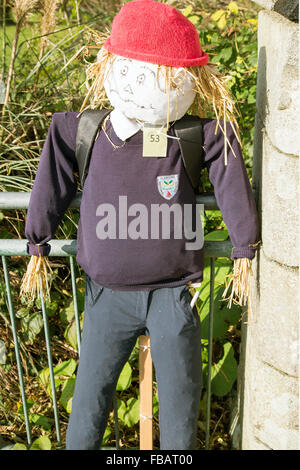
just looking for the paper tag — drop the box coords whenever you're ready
[143,125,168,157]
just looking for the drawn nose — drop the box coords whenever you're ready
[124,84,133,94]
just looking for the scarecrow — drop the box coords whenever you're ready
[20,0,260,450]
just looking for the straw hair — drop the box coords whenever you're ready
[188,64,241,162]
[75,28,241,162]
[19,252,53,304]
[222,257,252,309]
[76,28,115,115]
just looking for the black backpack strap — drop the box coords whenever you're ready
[75,108,112,188]
[174,115,203,192]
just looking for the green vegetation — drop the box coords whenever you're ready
[0,0,259,450]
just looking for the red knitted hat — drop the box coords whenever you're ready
[103,0,209,67]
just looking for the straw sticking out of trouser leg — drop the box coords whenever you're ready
[19,253,53,304]
[222,258,252,310]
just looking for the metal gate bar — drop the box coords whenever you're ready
[39,284,61,444]
[205,257,215,450]
[69,256,81,355]
[1,255,32,446]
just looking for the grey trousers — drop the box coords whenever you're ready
[65,274,202,450]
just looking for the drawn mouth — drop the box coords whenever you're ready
[110,89,156,111]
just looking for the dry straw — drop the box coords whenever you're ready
[19,247,53,304]
[40,0,60,55]
[222,258,252,308]
[13,0,40,25]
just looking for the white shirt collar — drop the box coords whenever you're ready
[109,108,142,141]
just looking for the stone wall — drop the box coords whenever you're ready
[236,3,299,450]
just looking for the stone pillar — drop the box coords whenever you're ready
[237,3,299,450]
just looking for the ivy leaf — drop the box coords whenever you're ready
[117,397,140,427]
[203,342,238,397]
[44,301,58,318]
[219,47,233,62]
[59,291,85,325]
[15,307,31,318]
[214,258,233,285]
[199,285,241,339]
[38,368,62,397]
[124,397,140,427]
[59,300,76,324]
[53,359,77,378]
[116,362,132,391]
[117,399,127,423]
[59,377,76,413]
[29,414,54,430]
[205,229,228,241]
[35,298,58,317]
[21,313,43,344]
[13,443,27,450]
[64,321,78,350]
[38,361,76,399]
[30,436,51,450]
[102,427,112,445]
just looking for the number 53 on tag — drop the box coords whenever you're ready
[143,125,168,157]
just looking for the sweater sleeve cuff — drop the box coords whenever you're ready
[26,242,51,257]
[231,246,257,260]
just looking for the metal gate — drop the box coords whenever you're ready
[0,191,233,450]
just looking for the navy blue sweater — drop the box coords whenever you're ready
[25,112,259,290]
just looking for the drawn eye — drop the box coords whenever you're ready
[137,74,145,85]
[120,65,128,76]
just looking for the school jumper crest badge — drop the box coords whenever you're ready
[157,175,179,200]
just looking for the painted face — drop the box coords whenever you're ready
[102,54,196,125]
